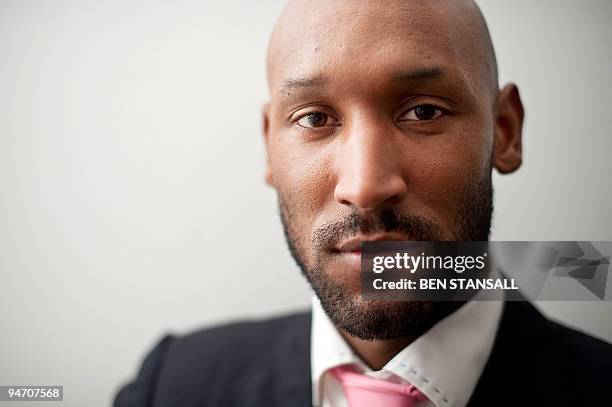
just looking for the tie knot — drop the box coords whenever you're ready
[330,365,428,407]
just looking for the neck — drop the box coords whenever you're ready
[339,331,416,370]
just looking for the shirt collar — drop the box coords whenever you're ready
[310,290,504,407]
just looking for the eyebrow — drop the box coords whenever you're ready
[391,67,445,82]
[278,67,446,95]
[280,76,327,94]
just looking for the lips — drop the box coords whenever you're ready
[333,233,408,254]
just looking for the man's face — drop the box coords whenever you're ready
[263,0,521,340]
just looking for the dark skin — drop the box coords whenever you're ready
[263,0,524,370]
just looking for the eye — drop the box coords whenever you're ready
[296,112,339,128]
[399,104,445,122]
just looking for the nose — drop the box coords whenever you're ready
[333,120,408,211]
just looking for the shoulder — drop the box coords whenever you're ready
[470,301,612,406]
[504,301,612,372]
[499,301,611,403]
[113,311,311,407]
[113,335,175,407]
[547,317,612,389]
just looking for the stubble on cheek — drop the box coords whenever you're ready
[272,144,337,265]
[414,124,493,238]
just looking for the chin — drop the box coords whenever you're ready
[313,277,464,340]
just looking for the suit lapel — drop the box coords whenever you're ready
[274,312,312,407]
[466,301,574,407]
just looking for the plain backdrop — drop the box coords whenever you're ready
[1,0,611,406]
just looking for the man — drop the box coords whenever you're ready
[114,0,612,406]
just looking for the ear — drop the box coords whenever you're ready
[262,103,274,186]
[493,84,524,174]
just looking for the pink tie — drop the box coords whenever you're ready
[330,365,428,407]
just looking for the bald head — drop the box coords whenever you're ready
[266,0,498,103]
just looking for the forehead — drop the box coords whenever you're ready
[268,0,489,101]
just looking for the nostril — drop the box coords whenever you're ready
[334,171,408,210]
[383,194,402,206]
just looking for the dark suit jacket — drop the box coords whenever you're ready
[114,301,612,406]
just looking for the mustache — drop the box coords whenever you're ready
[312,208,443,251]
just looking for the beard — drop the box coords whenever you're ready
[278,173,494,341]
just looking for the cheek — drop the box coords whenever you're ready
[269,138,336,243]
[409,124,493,223]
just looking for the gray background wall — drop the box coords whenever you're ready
[0,0,611,406]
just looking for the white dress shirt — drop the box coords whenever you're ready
[310,291,504,407]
